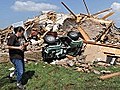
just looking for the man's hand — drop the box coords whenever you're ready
[19,45,25,51]
[19,42,29,51]
[6,42,29,50]
[23,42,29,46]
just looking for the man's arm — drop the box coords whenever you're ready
[6,42,29,50]
[5,45,24,50]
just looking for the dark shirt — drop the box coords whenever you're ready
[7,34,24,60]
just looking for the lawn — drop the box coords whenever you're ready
[0,61,120,90]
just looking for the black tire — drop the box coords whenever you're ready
[44,35,56,45]
[67,31,80,41]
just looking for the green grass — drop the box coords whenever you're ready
[0,62,120,90]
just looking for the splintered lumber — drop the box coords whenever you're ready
[1,28,12,34]
[104,52,120,58]
[96,22,113,41]
[100,23,113,41]
[40,30,49,39]
[25,23,35,31]
[99,72,120,80]
[66,55,74,60]
[77,26,90,40]
[88,18,112,24]
[102,12,115,20]
[92,8,112,16]
[83,40,120,50]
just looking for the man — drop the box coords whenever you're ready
[6,26,28,89]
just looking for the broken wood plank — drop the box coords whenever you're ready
[83,40,120,49]
[104,52,120,57]
[66,55,74,60]
[99,72,120,80]
[102,12,115,20]
[95,22,113,41]
[92,8,112,16]
[77,26,90,40]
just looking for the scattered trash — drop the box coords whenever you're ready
[8,67,15,71]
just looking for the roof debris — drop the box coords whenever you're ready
[0,1,120,78]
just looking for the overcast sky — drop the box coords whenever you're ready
[0,0,120,28]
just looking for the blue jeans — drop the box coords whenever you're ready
[10,59,25,83]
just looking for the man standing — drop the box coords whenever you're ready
[6,26,28,89]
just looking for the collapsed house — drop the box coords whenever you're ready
[60,2,120,64]
[0,2,120,68]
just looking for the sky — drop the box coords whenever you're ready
[0,0,120,29]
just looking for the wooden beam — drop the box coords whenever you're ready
[83,40,120,49]
[77,26,90,40]
[92,8,112,16]
[100,23,112,41]
[102,12,115,20]
[61,2,77,19]
[99,72,120,80]
[95,22,113,41]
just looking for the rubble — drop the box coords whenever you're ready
[0,1,120,77]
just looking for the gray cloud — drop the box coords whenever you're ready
[11,1,59,12]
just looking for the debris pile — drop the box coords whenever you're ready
[0,1,120,76]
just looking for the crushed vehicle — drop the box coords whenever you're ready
[42,31,83,63]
